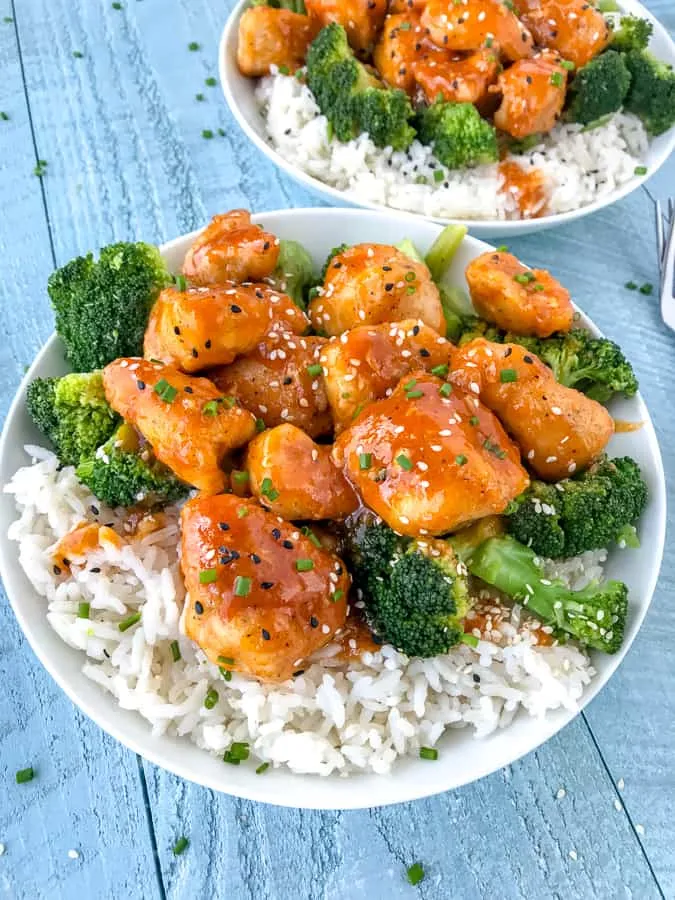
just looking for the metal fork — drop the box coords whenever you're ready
[656,198,675,332]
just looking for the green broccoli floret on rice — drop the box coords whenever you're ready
[26,372,119,466]
[416,100,499,170]
[306,24,416,150]
[624,50,675,135]
[566,51,631,126]
[610,15,653,54]
[76,423,188,509]
[505,456,648,559]
[48,242,169,372]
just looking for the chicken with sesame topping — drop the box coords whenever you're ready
[102,359,257,494]
[465,250,574,337]
[413,47,501,110]
[182,210,280,285]
[246,424,359,520]
[372,12,458,96]
[491,49,569,139]
[181,494,350,681]
[512,0,612,70]
[333,371,529,535]
[309,243,446,337]
[237,6,320,77]
[305,0,387,55]
[421,0,534,62]
[320,318,454,432]
[144,282,306,373]
[450,338,614,481]
[210,333,333,437]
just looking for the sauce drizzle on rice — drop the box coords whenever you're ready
[498,160,548,219]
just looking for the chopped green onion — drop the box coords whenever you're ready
[223,395,237,409]
[118,612,141,632]
[461,632,479,648]
[639,283,654,296]
[399,20,411,30]
[296,559,314,572]
[396,454,413,471]
[188,41,200,51]
[597,0,619,10]
[224,742,250,764]
[500,369,518,383]
[234,576,252,597]
[195,92,205,101]
[237,506,248,518]
[420,746,438,760]
[415,175,428,185]
[406,285,416,295]
[407,862,425,886]
[202,129,214,139]
[483,438,507,459]
[634,166,647,176]
[77,602,90,619]
[111,1,122,8]
[73,50,84,58]
[439,382,452,397]
[306,363,323,377]
[256,762,270,774]
[172,836,189,856]
[232,469,249,485]
[403,378,417,391]
[260,477,280,501]
[455,454,468,466]
[359,452,372,470]
[496,245,508,253]
[560,59,574,71]
[218,656,235,665]
[406,389,424,399]
[333,589,344,603]
[202,400,219,416]
[199,568,218,585]
[533,283,545,292]
[221,669,232,682]
[205,76,217,87]
[433,169,445,183]
[0,112,9,121]
[278,65,290,75]
[514,271,536,285]
[170,640,181,662]
[430,363,448,377]
[301,525,322,548]
[550,72,564,87]
[154,379,177,403]
[16,767,34,784]
[405,271,416,282]
[470,415,479,426]
[255,418,266,432]
[204,688,219,709]
[625,281,638,290]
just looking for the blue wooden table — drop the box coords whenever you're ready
[1,2,674,897]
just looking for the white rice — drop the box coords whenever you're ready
[5,446,597,776]
[255,72,649,221]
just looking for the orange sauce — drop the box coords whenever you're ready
[335,614,382,661]
[464,598,554,647]
[499,160,548,219]
[53,522,124,570]
[613,419,644,434]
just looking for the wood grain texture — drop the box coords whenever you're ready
[0,0,673,897]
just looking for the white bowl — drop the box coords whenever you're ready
[0,208,666,809]
[219,0,675,238]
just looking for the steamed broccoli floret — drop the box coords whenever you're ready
[306,24,415,150]
[506,456,648,559]
[343,518,470,657]
[624,50,675,135]
[26,372,119,466]
[76,424,188,509]
[566,51,631,126]
[610,15,653,54]
[465,535,628,653]
[417,100,498,170]
[269,239,316,310]
[48,242,169,371]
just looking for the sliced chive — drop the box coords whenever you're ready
[111,1,122,8]
[204,688,219,709]
[333,589,344,603]
[221,668,232,681]
[500,369,518,383]
[154,378,177,402]
[439,383,452,397]
[202,129,214,139]
[301,526,322,548]
[533,283,545,292]
[455,454,468,466]
[218,656,235,665]
[77,601,90,619]
[461,632,479,647]
[430,363,448,377]
[202,400,219,416]
[224,742,250,764]
[560,59,574,70]
[278,65,290,75]
[188,41,200,51]
[625,281,638,290]
[172,836,189,855]
[72,50,84,58]
[407,862,425,886]
[496,244,508,252]
[296,559,314,572]
[396,454,413,471]
[118,612,141,632]
[550,72,564,87]
[359,452,372,470]
[234,576,251,597]
[470,415,479,426]
[256,762,270,774]
[405,271,416,282]
[406,389,423,399]
[205,76,217,86]
[403,378,417,391]
[255,418,266,432]
[199,568,218,585]
[634,165,647,176]
[170,640,181,662]
[237,506,248,518]
[15,767,34,784]
[306,363,322,377]
[260,477,279,501]
[433,169,444,183]
[196,92,205,101]
[232,470,249,485]
[514,272,535,285]
[639,283,654,295]
[420,746,438,760]
[0,112,9,121]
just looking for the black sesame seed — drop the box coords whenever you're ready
[524,355,533,364]
[309,616,319,628]
[384,283,394,292]
[504,347,512,357]
[272,528,281,540]
[103,649,110,658]
[174,326,181,335]
[420,348,430,358]
[90,567,101,573]
[195,601,204,615]
[282,540,293,549]
[192,348,199,358]
[53,565,61,575]
[90,504,99,515]
[255,289,264,299]
[412,325,420,335]
[250,553,261,564]
[137,380,146,390]
[63,557,71,566]
[473,673,481,683]
[263,242,270,251]
[382,265,392,272]
[261,628,271,641]
[261,581,274,590]
[218,522,230,531]
[333,261,342,269]
[184,386,194,393]
[231,304,242,313]
[205,339,212,349]
[293,669,305,677]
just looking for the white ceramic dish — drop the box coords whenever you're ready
[219,0,675,238]
[0,208,666,809]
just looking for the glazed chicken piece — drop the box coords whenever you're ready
[333,371,529,536]
[320,318,453,432]
[450,339,614,481]
[144,283,306,373]
[246,424,359,521]
[237,6,319,77]
[465,250,574,338]
[513,0,612,70]
[492,50,569,139]
[421,0,534,62]
[211,333,333,438]
[372,13,456,94]
[305,0,387,55]
[388,0,427,13]
[413,47,501,108]
[182,210,279,285]
[181,494,350,682]
[309,244,445,337]
[103,359,257,494]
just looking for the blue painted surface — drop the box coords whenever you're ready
[0,1,673,897]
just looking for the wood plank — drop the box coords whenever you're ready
[0,10,162,899]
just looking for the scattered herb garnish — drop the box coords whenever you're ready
[33,159,48,177]
[396,453,413,471]
[154,379,177,402]
[256,762,270,774]
[16,767,35,784]
[205,77,217,87]
[170,640,181,662]
[199,568,218,585]
[77,602,91,619]
[204,688,219,709]
[625,281,638,290]
[118,612,142,632]
[439,382,452,397]
[550,72,564,87]
[188,41,200,51]
[296,559,314,572]
[634,166,647,176]
[430,364,448,377]
[234,576,251,598]
[202,129,214,139]
[73,50,84,58]
[172,836,189,856]
[455,454,468,466]
[196,92,205,102]
[433,169,445,183]
[260,477,279,501]
[359,452,372,470]
[237,506,248,518]
[232,470,249,485]
[639,283,654,295]
[407,862,425,885]
[500,369,518,383]
[306,363,323,377]
[420,746,438,760]
[223,742,250,765]
[461,632,479,647]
